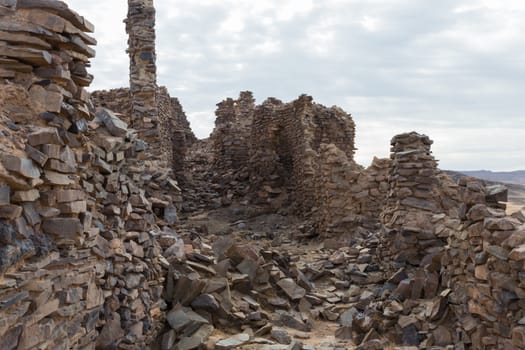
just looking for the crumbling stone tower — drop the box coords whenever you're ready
[380,132,445,267]
[126,0,159,155]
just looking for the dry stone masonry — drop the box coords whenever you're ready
[126,0,158,155]
[380,132,446,267]
[0,2,181,348]
[209,93,357,216]
[1,1,525,350]
[91,87,195,182]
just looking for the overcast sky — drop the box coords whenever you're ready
[66,0,524,171]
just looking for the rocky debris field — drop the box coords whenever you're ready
[2,1,525,349]
[155,199,515,350]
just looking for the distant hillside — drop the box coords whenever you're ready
[452,170,525,185]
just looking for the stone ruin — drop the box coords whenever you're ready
[206,91,391,237]
[0,1,524,350]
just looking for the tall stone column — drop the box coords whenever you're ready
[126,0,160,157]
[380,132,445,267]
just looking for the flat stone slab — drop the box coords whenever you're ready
[277,278,306,301]
[215,333,251,350]
[42,218,82,236]
[1,154,41,179]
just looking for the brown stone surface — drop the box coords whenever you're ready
[1,1,525,350]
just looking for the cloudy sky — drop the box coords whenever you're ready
[66,0,524,171]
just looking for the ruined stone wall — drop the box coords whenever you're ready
[157,87,197,181]
[94,1,195,184]
[90,88,132,125]
[440,191,525,349]
[211,91,254,173]
[379,132,447,266]
[314,145,391,237]
[247,98,288,207]
[250,95,357,214]
[210,93,357,215]
[0,3,100,348]
[170,97,196,146]
[126,0,160,159]
[91,87,195,182]
[0,3,183,348]
[365,131,525,348]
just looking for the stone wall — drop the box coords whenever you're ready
[169,96,196,147]
[249,95,357,214]
[209,92,357,216]
[91,87,195,181]
[360,131,525,348]
[379,132,447,267]
[157,87,196,182]
[441,191,525,349]
[313,145,391,238]
[0,2,182,348]
[211,91,254,173]
[90,88,132,125]
[126,0,159,158]
[0,2,99,348]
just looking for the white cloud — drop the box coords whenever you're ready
[63,0,525,171]
[359,16,381,32]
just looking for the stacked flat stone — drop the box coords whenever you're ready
[314,146,391,238]
[380,132,445,266]
[248,97,284,203]
[313,144,358,236]
[441,188,525,349]
[91,88,133,125]
[209,92,357,217]
[359,157,392,226]
[211,91,254,172]
[126,0,160,159]
[155,87,177,170]
[168,95,196,182]
[83,108,183,349]
[0,2,103,348]
[170,96,196,146]
[0,2,184,348]
[91,86,196,183]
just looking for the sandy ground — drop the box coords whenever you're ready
[506,183,525,214]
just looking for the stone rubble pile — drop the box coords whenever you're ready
[152,219,388,350]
